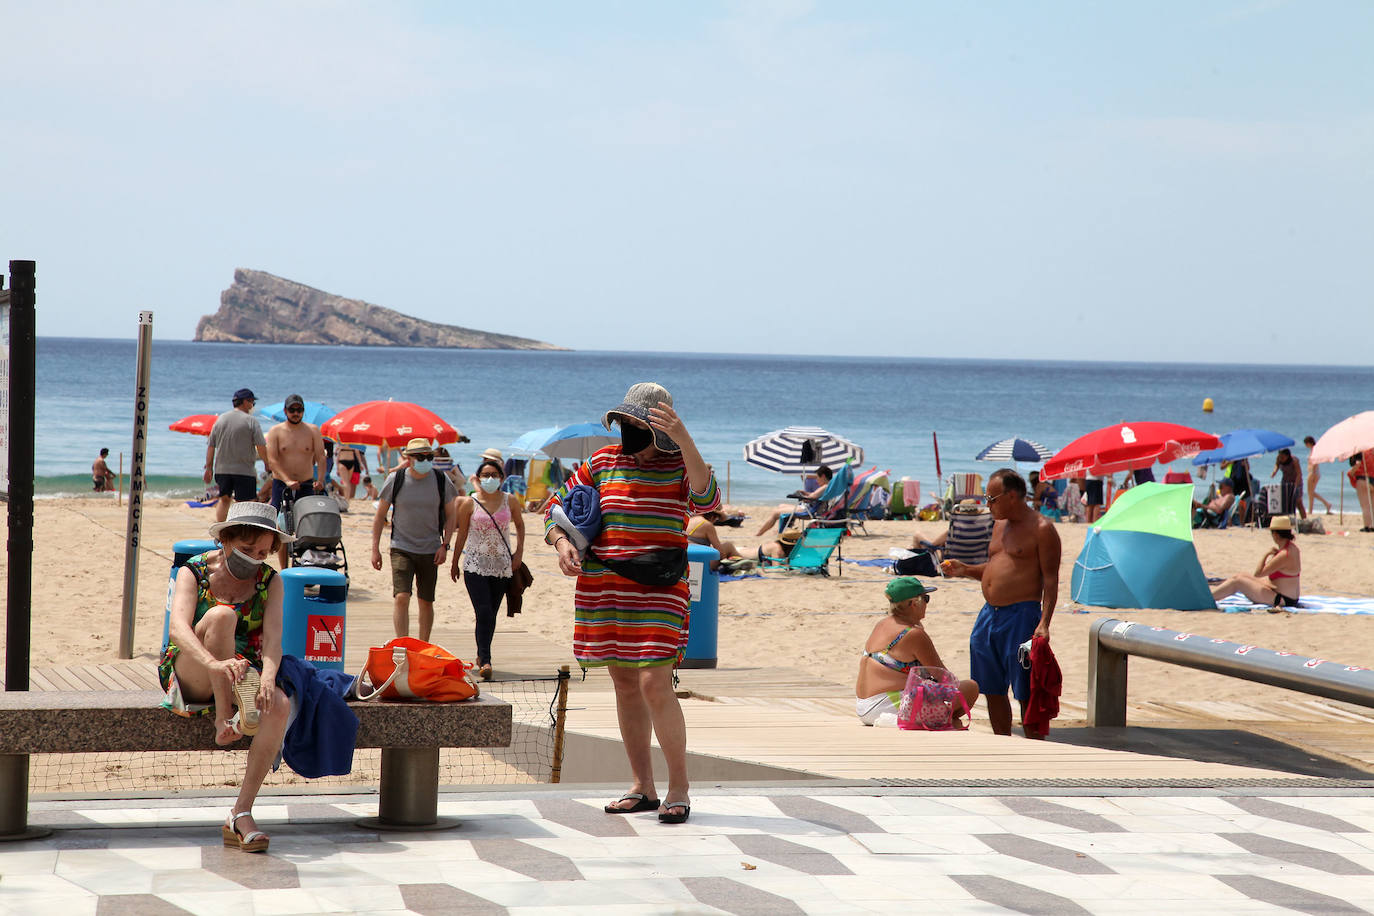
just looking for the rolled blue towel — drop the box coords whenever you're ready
[551,484,602,557]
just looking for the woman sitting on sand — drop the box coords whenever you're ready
[1209,515,1301,610]
[158,502,291,853]
[855,577,979,726]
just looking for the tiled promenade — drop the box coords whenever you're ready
[8,784,1374,914]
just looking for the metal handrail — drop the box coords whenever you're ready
[1087,617,1374,727]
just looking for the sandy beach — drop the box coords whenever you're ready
[8,495,1374,731]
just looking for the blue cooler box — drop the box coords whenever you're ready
[279,567,349,671]
[682,544,719,668]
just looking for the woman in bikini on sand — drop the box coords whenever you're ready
[1209,515,1301,611]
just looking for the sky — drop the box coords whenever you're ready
[3,1,1371,362]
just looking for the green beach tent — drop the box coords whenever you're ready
[1070,483,1216,611]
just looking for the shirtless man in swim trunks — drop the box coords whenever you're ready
[265,394,326,567]
[942,468,1060,738]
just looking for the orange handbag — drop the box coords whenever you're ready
[354,637,479,702]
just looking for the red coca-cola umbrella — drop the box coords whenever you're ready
[169,414,219,436]
[320,399,467,448]
[1042,421,1221,480]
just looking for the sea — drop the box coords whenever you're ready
[30,338,1374,506]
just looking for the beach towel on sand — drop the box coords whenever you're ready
[1213,594,1374,615]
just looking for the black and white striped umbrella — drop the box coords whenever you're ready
[742,426,864,474]
[974,437,1054,463]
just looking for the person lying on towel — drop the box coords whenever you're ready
[855,577,979,727]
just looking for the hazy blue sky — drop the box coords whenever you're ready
[4,1,1370,361]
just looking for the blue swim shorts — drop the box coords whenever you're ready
[969,600,1041,702]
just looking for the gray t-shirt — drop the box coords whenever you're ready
[208,408,266,476]
[380,469,450,554]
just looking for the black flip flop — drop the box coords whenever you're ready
[604,793,659,814]
[658,802,691,824]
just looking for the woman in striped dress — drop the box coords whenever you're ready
[545,383,719,824]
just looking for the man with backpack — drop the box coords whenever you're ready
[371,438,459,642]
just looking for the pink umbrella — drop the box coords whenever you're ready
[1310,411,1374,464]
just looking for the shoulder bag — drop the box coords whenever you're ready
[353,637,478,702]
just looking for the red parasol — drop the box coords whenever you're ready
[320,400,466,448]
[1042,421,1221,480]
[169,414,219,436]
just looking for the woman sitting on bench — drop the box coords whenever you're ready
[158,501,291,853]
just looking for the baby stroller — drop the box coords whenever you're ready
[287,495,349,579]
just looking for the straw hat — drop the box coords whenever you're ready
[480,447,504,463]
[1268,515,1293,531]
[208,501,294,543]
[403,438,433,456]
[779,529,803,545]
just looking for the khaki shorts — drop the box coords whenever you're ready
[390,548,438,601]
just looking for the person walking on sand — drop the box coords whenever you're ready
[544,382,719,825]
[449,456,524,681]
[92,447,116,492]
[371,438,458,642]
[266,394,327,567]
[1304,436,1332,516]
[942,468,1061,739]
[205,388,272,523]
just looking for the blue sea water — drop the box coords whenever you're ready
[34,338,1374,505]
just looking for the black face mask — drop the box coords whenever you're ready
[621,422,654,455]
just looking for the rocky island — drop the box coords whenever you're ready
[195,269,563,350]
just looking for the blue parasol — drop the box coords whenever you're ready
[258,400,336,426]
[540,422,618,461]
[506,425,561,458]
[1191,428,1295,466]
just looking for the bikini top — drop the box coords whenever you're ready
[862,627,917,673]
[1268,545,1298,580]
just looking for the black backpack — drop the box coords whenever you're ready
[389,469,450,531]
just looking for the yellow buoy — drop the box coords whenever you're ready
[1202,398,1214,413]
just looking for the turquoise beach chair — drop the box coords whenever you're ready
[780,463,854,532]
[785,526,845,576]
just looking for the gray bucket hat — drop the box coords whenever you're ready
[208,501,295,543]
[602,382,679,453]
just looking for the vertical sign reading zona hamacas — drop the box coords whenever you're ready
[119,311,153,659]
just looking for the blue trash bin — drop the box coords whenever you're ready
[682,544,719,669]
[162,539,218,650]
[279,567,349,671]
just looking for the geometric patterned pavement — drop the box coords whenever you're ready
[7,787,1374,914]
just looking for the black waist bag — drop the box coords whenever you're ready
[591,547,689,587]
[893,551,938,577]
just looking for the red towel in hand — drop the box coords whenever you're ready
[1022,635,1061,738]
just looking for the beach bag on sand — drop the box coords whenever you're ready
[353,637,479,702]
[897,666,968,731]
[892,550,938,577]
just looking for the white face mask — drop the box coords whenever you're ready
[479,477,501,493]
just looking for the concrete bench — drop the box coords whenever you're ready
[0,689,512,839]
[1088,617,1374,727]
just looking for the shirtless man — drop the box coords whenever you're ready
[942,468,1061,738]
[265,394,326,567]
[92,447,116,492]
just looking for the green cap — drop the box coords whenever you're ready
[886,576,936,603]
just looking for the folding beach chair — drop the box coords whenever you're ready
[808,467,889,536]
[887,477,918,520]
[781,463,853,531]
[784,526,845,576]
[943,473,984,517]
[923,504,994,568]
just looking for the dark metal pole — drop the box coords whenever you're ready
[6,260,36,692]
[119,312,153,659]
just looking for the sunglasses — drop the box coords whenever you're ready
[410,453,434,461]
[285,406,304,414]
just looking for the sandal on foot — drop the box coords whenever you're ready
[233,666,262,736]
[658,801,691,824]
[221,811,270,853]
[478,664,493,681]
[604,793,659,814]
[216,716,243,746]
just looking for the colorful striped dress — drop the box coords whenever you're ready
[544,446,720,668]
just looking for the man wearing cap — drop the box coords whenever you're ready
[371,438,459,642]
[942,468,1061,739]
[205,388,273,523]
[265,394,327,567]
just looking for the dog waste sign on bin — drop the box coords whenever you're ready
[280,567,349,671]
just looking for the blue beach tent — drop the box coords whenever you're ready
[1071,483,1216,611]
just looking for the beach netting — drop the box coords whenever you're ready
[27,671,570,795]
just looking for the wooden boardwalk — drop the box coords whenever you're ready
[15,627,1369,783]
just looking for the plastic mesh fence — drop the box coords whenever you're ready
[28,673,568,795]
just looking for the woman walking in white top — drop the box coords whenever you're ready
[450,457,525,680]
